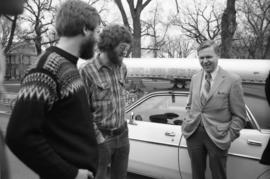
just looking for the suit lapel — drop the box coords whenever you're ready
[206,68,226,103]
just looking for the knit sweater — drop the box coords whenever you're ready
[6,46,98,179]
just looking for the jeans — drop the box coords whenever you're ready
[95,128,130,179]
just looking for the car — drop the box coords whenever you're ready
[123,58,270,179]
[126,90,270,179]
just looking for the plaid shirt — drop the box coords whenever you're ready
[80,55,127,133]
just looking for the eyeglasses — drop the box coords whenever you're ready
[118,43,131,56]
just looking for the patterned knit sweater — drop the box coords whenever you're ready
[6,46,98,179]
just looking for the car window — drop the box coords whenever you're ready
[244,95,270,130]
[126,94,188,125]
[243,84,270,130]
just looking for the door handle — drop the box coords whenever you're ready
[165,131,176,137]
[247,139,262,147]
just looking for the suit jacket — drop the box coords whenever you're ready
[182,67,247,150]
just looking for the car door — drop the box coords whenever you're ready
[226,129,270,179]
[126,92,188,179]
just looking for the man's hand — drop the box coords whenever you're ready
[75,169,94,179]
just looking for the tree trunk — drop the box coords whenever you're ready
[263,36,270,59]
[4,15,17,54]
[132,15,141,57]
[220,0,236,58]
[35,36,42,55]
[35,23,42,55]
[114,0,152,58]
[114,0,131,31]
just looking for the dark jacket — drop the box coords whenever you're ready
[260,71,270,165]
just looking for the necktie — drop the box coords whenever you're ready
[201,72,212,105]
[204,72,211,93]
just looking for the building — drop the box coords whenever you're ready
[5,41,37,80]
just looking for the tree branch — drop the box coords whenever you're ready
[142,0,152,10]
[114,0,131,31]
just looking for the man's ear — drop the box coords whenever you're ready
[82,27,91,36]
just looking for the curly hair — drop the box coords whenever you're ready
[97,24,132,52]
[55,0,100,37]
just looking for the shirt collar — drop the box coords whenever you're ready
[204,66,219,81]
[93,54,103,71]
[94,53,112,71]
[46,46,78,65]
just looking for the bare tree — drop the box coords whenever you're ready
[171,0,222,44]
[4,15,18,54]
[0,15,20,54]
[160,36,195,58]
[141,3,169,57]
[220,0,237,58]
[236,0,270,59]
[87,0,109,25]
[114,0,152,57]
[0,16,12,47]
[21,0,56,55]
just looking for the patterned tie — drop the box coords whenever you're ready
[201,72,212,105]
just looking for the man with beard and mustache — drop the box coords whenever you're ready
[6,1,100,179]
[80,24,132,179]
[182,40,246,179]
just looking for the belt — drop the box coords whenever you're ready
[99,122,127,136]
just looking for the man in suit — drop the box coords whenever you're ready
[182,40,247,179]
